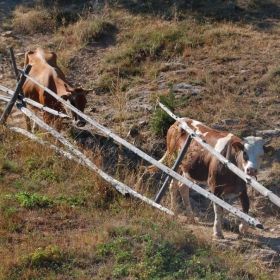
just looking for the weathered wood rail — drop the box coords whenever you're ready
[1,56,278,229]
[6,101,174,216]
[0,85,69,119]
[158,102,280,208]
[9,70,268,228]
[0,65,31,124]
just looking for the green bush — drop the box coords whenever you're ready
[150,88,176,136]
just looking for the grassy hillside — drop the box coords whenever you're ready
[0,0,280,279]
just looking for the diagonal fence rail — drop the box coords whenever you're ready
[2,97,174,216]
[0,84,69,119]
[158,102,280,208]
[10,69,270,229]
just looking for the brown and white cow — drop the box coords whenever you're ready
[157,118,275,239]
[22,47,92,131]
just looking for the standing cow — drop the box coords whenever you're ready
[22,47,92,131]
[157,118,275,239]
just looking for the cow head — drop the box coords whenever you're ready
[232,136,275,176]
[63,84,92,127]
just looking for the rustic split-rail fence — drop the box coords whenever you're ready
[0,48,279,232]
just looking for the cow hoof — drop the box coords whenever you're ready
[213,233,224,240]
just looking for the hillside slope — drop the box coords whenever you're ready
[0,0,280,279]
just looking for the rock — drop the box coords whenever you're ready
[2,31,12,37]
[173,83,193,91]
[222,119,238,125]
[256,130,280,137]
[127,127,139,138]
[174,70,187,75]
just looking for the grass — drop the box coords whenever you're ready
[12,5,57,34]
[1,0,280,278]
[0,127,276,279]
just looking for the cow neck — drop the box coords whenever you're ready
[48,67,70,98]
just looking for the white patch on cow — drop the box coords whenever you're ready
[214,133,233,153]
[191,120,204,135]
[242,136,265,175]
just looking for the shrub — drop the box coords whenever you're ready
[13,191,53,209]
[150,88,176,136]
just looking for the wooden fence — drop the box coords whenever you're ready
[0,55,279,229]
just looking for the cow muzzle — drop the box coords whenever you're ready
[74,119,87,127]
[246,167,258,176]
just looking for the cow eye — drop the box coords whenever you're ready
[243,151,249,161]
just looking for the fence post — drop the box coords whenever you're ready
[10,47,20,81]
[9,47,27,107]
[155,134,193,203]
[0,64,31,125]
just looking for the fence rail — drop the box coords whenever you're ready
[11,102,175,216]
[158,102,280,208]
[0,84,69,118]
[1,62,277,228]
[11,69,268,228]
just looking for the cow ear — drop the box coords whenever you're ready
[84,88,93,95]
[60,94,69,101]
[73,88,93,95]
[232,141,244,154]
[64,83,74,93]
[263,145,275,157]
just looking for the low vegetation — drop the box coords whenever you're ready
[0,0,280,279]
[0,128,274,279]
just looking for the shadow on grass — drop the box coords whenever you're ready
[106,0,280,31]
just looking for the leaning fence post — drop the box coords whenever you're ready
[10,47,20,81]
[0,64,31,125]
[155,134,193,203]
[9,47,27,107]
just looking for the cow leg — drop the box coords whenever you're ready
[32,120,39,133]
[169,179,179,215]
[178,180,193,217]
[25,114,32,132]
[238,189,250,236]
[213,203,224,239]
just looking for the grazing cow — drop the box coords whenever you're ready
[157,118,275,239]
[22,47,92,131]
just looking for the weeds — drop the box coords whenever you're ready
[150,87,176,136]
[6,191,53,209]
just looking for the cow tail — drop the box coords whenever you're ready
[147,151,169,172]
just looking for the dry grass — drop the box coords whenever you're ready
[12,5,56,34]
[65,14,113,46]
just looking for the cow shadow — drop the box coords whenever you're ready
[68,124,150,175]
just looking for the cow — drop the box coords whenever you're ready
[22,47,92,131]
[155,118,275,239]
